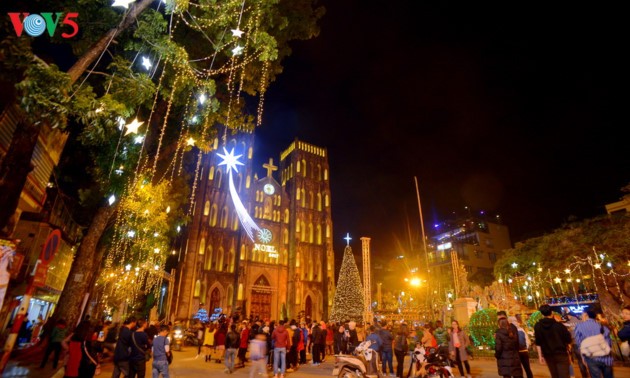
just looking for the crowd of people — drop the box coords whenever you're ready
[31,303,630,378]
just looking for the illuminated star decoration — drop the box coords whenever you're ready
[217,147,260,241]
[231,28,244,38]
[232,45,244,56]
[125,118,143,135]
[112,0,135,8]
[141,56,152,70]
[186,137,196,146]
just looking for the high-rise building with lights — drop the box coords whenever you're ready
[427,216,511,288]
[173,136,334,322]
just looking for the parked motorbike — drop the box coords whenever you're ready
[332,340,383,378]
[408,345,454,378]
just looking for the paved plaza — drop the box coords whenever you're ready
[3,345,630,378]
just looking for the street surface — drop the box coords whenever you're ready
[3,345,629,377]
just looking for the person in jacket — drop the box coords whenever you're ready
[113,316,137,377]
[39,318,67,369]
[311,321,321,365]
[495,318,523,378]
[508,316,533,378]
[271,320,291,378]
[334,324,347,354]
[317,321,328,362]
[129,319,149,378]
[347,321,359,353]
[237,321,250,368]
[225,323,240,373]
[574,309,614,378]
[434,320,449,355]
[449,320,472,378]
[394,326,409,378]
[249,333,268,378]
[326,322,335,355]
[288,320,300,371]
[534,305,572,378]
[214,324,227,363]
[379,323,395,377]
[299,322,308,364]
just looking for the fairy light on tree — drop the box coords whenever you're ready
[330,242,364,323]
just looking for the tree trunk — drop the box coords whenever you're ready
[0,0,154,233]
[52,204,116,327]
[0,119,38,236]
[67,0,155,84]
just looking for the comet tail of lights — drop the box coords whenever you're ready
[217,147,260,241]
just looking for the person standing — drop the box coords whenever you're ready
[39,318,67,369]
[534,305,572,378]
[334,324,346,354]
[271,319,291,378]
[394,326,408,378]
[288,320,300,371]
[151,325,170,378]
[495,317,523,378]
[129,319,149,378]
[311,321,322,365]
[327,322,335,355]
[237,321,250,368]
[113,317,137,378]
[449,320,472,378]
[508,316,533,378]
[202,323,216,362]
[574,309,614,378]
[225,323,240,374]
[299,322,308,364]
[347,321,359,353]
[434,320,450,356]
[248,333,268,378]
[215,324,227,363]
[619,305,630,345]
[380,323,395,377]
[317,321,327,362]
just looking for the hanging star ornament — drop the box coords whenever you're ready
[141,56,152,70]
[186,137,196,146]
[112,0,136,8]
[217,147,244,173]
[232,45,244,56]
[231,28,244,38]
[124,118,144,135]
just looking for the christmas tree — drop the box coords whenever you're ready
[330,245,365,322]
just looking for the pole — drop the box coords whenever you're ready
[232,228,242,317]
[414,177,429,273]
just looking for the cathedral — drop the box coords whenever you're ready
[173,134,335,322]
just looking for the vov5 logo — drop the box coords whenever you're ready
[8,12,79,38]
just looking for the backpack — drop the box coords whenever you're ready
[580,326,611,357]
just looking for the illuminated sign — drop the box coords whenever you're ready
[437,242,452,251]
[254,243,278,258]
[568,305,586,314]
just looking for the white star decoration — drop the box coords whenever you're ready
[232,45,244,56]
[124,118,143,135]
[112,0,135,8]
[186,137,196,146]
[217,147,244,174]
[231,28,244,38]
[141,56,152,70]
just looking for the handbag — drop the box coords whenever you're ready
[580,326,611,357]
[132,333,151,361]
[83,341,101,376]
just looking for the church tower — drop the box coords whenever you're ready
[280,139,334,320]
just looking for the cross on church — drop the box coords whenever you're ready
[263,158,277,178]
[344,233,352,246]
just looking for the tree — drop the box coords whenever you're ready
[330,245,364,323]
[494,210,630,322]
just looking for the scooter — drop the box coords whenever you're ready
[332,340,383,378]
[171,327,184,351]
[408,345,454,378]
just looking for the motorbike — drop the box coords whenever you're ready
[332,340,383,378]
[171,327,184,351]
[184,327,201,346]
[408,345,454,378]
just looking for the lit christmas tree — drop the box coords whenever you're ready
[330,245,365,323]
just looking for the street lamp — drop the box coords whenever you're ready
[410,277,421,287]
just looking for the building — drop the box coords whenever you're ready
[173,136,334,322]
[0,104,69,235]
[427,216,511,288]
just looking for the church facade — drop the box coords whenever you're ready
[173,135,334,322]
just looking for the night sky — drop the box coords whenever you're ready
[253,2,629,259]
